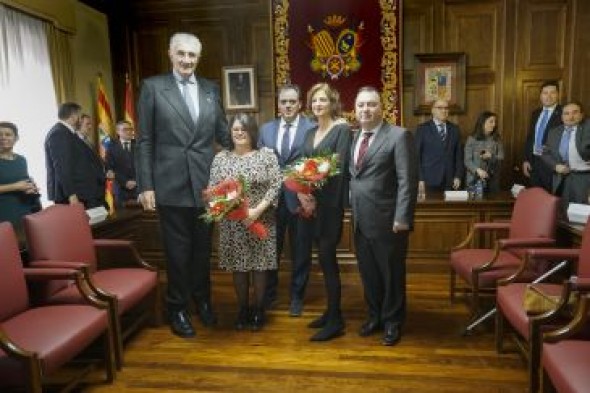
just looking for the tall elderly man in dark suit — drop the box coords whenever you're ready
[522,81,563,191]
[106,120,137,206]
[45,102,106,209]
[415,99,463,195]
[136,32,231,338]
[541,101,590,209]
[258,84,315,316]
[349,86,418,346]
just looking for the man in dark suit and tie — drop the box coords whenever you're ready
[258,84,315,316]
[415,99,463,195]
[541,101,590,209]
[349,86,418,346]
[522,81,563,191]
[45,102,106,209]
[106,120,137,206]
[136,32,231,338]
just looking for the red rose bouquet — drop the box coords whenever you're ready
[283,152,340,218]
[201,177,268,239]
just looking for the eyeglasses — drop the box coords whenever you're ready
[433,106,449,110]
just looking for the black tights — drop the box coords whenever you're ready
[233,271,267,309]
[317,237,342,318]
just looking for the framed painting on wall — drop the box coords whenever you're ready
[413,53,466,115]
[221,65,258,111]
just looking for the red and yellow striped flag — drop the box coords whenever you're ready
[124,73,137,130]
[96,74,116,215]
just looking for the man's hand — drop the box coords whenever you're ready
[126,180,137,190]
[418,181,426,198]
[68,194,80,205]
[522,161,531,178]
[452,178,461,190]
[139,190,156,211]
[475,168,489,179]
[555,164,570,175]
[393,222,409,233]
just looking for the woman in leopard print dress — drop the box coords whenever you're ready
[208,113,282,330]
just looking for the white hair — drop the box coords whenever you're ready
[169,32,202,55]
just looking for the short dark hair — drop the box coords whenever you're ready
[116,120,133,129]
[472,111,500,141]
[562,101,585,114]
[58,102,82,121]
[306,83,342,119]
[277,84,301,100]
[356,85,380,97]
[540,81,559,92]
[80,113,91,121]
[228,113,259,150]
[0,121,18,137]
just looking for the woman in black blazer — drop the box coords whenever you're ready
[300,83,351,341]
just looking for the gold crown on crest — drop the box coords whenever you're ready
[324,14,346,27]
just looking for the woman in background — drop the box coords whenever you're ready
[464,111,505,193]
[0,121,41,230]
[208,113,282,331]
[300,83,351,341]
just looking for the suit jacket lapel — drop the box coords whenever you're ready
[187,78,214,146]
[161,74,194,137]
[350,130,361,177]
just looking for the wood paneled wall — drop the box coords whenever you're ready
[108,0,589,188]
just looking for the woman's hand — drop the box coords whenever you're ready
[480,150,492,160]
[13,179,37,194]
[297,193,316,215]
[476,168,489,179]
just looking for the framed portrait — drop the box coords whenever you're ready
[221,65,258,111]
[413,53,466,115]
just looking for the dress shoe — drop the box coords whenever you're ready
[382,322,401,346]
[289,299,303,317]
[358,319,380,337]
[310,318,345,342]
[168,310,195,338]
[250,307,266,331]
[307,312,328,329]
[234,306,249,331]
[196,301,218,327]
[264,295,278,310]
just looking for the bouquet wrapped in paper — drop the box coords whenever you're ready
[201,177,268,239]
[283,152,340,217]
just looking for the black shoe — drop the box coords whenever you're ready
[382,322,401,346]
[308,312,328,329]
[289,299,303,317]
[358,319,380,337]
[310,318,345,342]
[196,301,218,327]
[168,310,195,338]
[234,306,249,331]
[250,308,266,331]
[264,295,278,310]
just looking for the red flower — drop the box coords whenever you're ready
[248,221,269,239]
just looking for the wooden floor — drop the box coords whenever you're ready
[81,267,528,393]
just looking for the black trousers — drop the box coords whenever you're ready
[157,205,212,312]
[529,155,553,192]
[266,198,313,302]
[354,227,409,326]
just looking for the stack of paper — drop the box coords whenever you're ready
[86,206,109,225]
[567,203,590,225]
[444,190,469,201]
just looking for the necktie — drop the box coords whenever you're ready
[180,79,198,125]
[281,123,292,160]
[438,123,447,142]
[534,109,550,154]
[559,126,572,162]
[123,141,130,152]
[355,132,373,170]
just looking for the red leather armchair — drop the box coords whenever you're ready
[496,220,590,392]
[0,222,116,393]
[450,187,559,326]
[22,204,161,370]
[541,283,590,393]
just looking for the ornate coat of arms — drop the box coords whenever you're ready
[308,15,364,80]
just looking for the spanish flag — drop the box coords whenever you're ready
[124,73,137,129]
[96,74,116,215]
